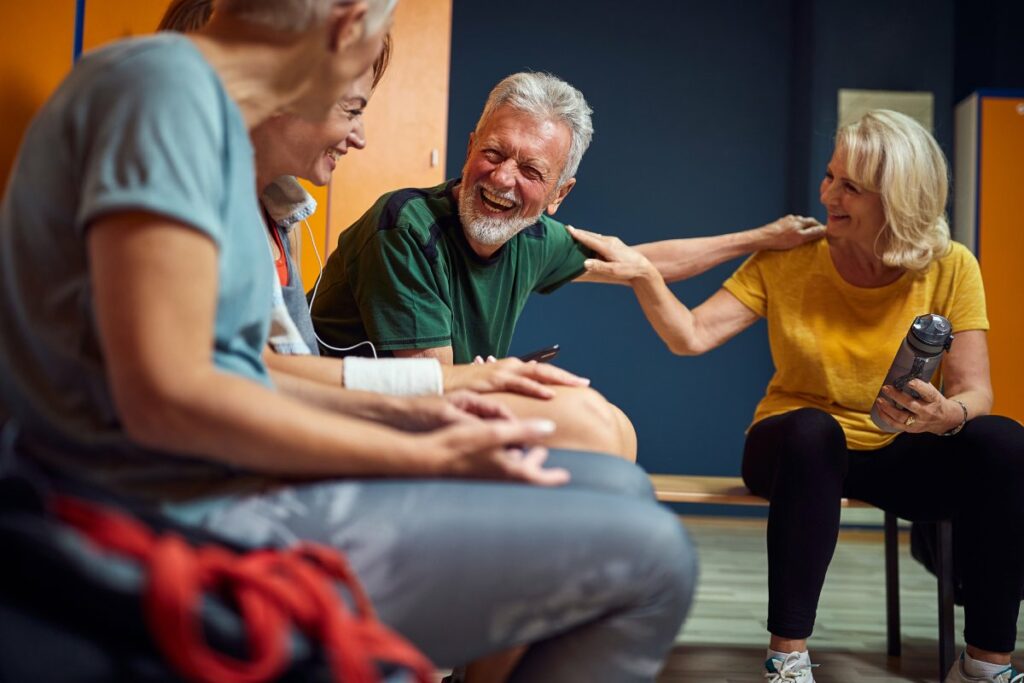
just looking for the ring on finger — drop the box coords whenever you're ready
[904,415,916,427]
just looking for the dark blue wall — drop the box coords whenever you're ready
[447,1,955,488]
[793,0,955,216]
[954,1,1024,103]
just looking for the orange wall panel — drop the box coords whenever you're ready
[82,0,164,50]
[978,97,1024,421]
[1,0,170,192]
[296,179,330,283]
[0,3,77,191]
[307,0,452,286]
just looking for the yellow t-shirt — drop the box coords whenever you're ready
[722,239,989,450]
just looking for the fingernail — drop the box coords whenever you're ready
[528,419,556,434]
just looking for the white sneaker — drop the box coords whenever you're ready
[764,651,816,682]
[944,653,1024,682]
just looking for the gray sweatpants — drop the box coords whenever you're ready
[192,451,698,683]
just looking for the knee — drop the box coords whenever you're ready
[543,387,631,459]
[960,415,1024,480]
[608,402,637,462]
[786,407,845,442]
[758,408,846,476]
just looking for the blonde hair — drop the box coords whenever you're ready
[214,0,396,34]
[835,109,950,271]
[159,0,393,89]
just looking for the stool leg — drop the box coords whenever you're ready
[937,520,955,680]
[884,511,901,657]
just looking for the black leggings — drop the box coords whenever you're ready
[742,408,1024,652]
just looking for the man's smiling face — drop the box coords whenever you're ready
[458,105,573,251]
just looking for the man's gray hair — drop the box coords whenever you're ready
[215,0,396,34]
[475,72,594,186]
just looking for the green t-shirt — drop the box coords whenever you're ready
[311,180,588,363]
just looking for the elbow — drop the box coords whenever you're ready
[666,341,694,356]
[978,388,995,417]
[111,373,197,451]
[117,390,180,450]
[665,337,705,357]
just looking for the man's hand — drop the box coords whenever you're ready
[443,357,589,399]
[755,215,825,251]
[425,418,570,486]
[567,225,659,284]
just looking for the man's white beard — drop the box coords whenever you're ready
[458,183,542,247]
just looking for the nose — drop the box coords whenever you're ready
[347,119,366,151]
[820,178,838,206]
[490,158,516,188]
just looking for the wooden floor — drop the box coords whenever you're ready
[659,516,1024,682]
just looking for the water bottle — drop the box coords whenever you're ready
[870,313,954,432]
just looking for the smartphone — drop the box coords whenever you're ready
[517,344,560,363]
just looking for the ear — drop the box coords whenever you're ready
[326,1,368,53]
[546,178,576,215]
[465,132,475,164]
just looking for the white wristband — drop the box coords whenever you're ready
[342,357,443,396]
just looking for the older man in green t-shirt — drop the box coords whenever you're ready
[310,71,821,365]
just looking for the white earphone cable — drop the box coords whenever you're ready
[302,218,377,358]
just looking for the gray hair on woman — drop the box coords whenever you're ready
[836,109,951,271]
[475,72,594,187]
[215,0,396,34]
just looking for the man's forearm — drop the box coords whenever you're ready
[394,346,455,365]
[635,229,766,283]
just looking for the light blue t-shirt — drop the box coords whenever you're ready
[0,34,274,500]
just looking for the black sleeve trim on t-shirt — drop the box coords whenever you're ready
[378,188,434,232]
[379,333,452,346]
[421,223,444,262]
[523,222,546,239]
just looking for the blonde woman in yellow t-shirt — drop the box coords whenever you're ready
[569,110,1024,683]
